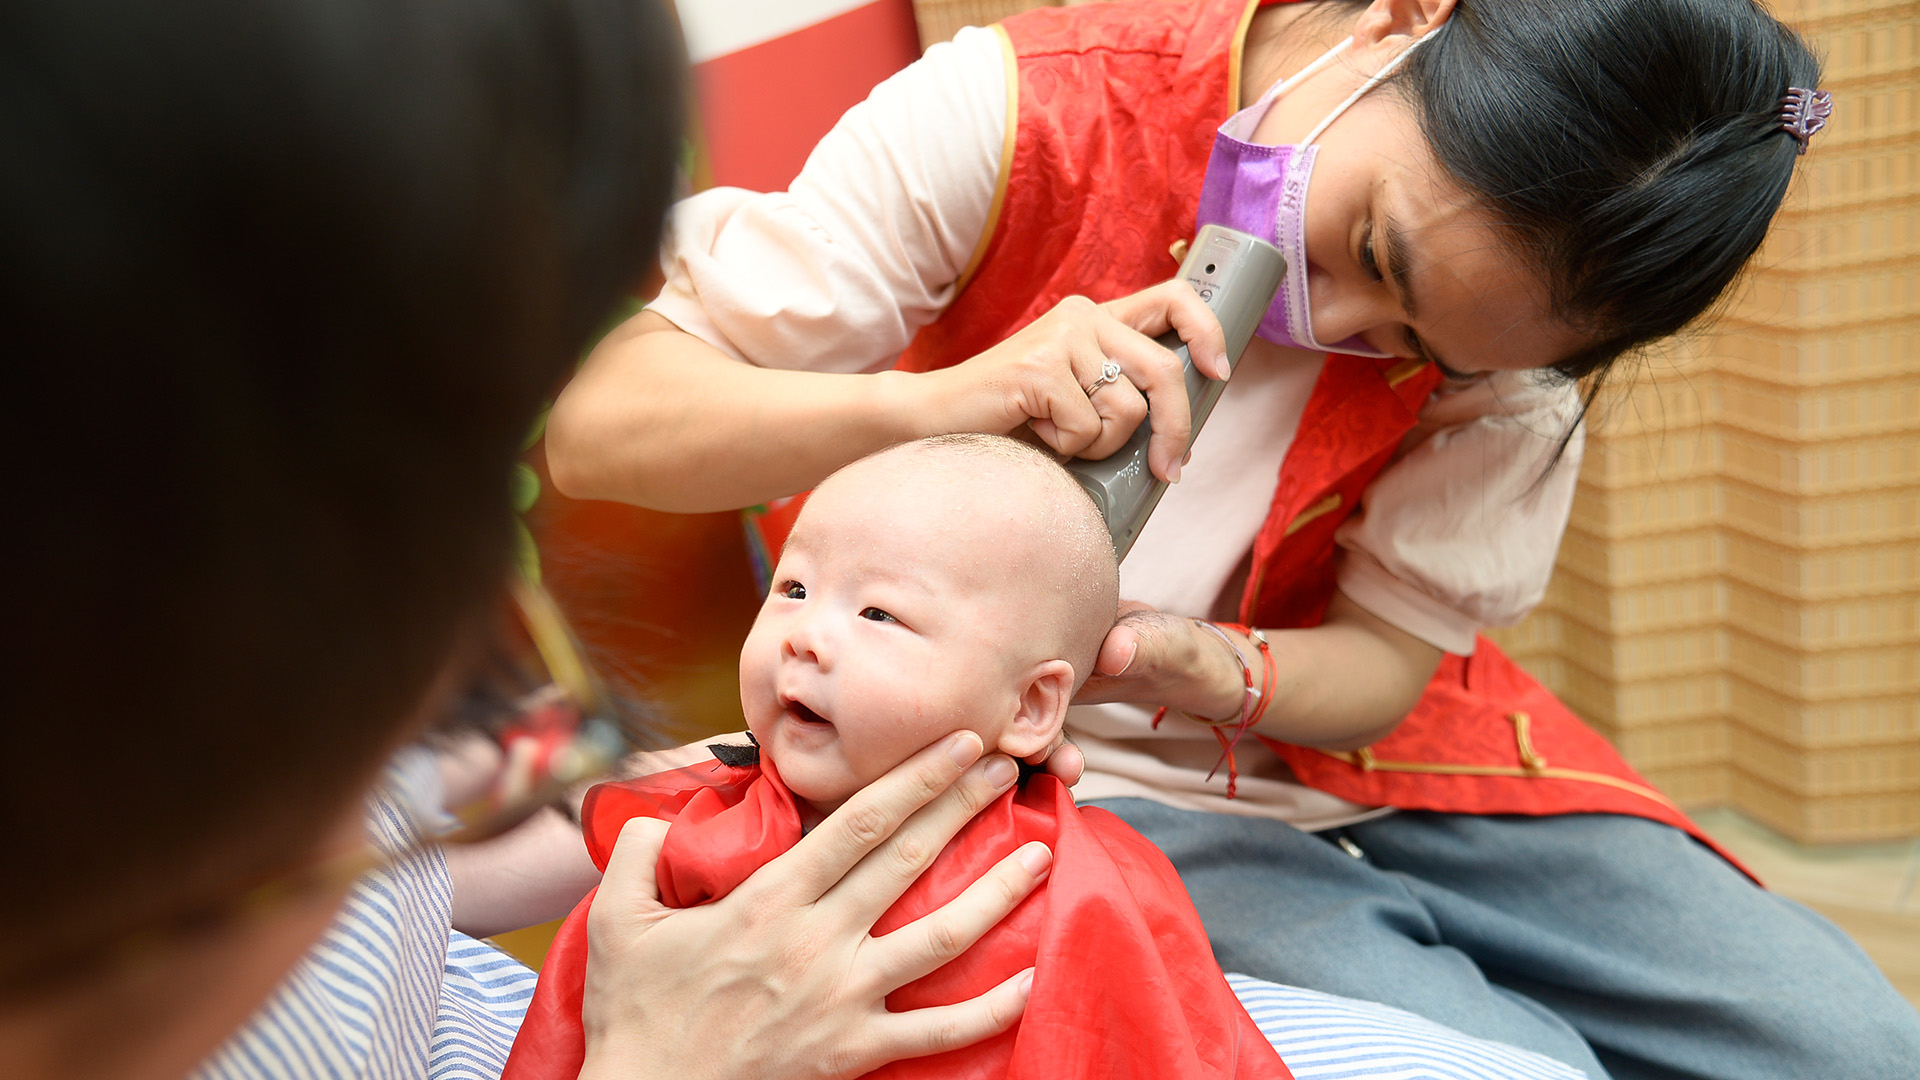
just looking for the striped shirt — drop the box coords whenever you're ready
[190,753,539,1080]
[1228,975,1585,1080]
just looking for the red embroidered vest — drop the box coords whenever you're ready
[894,0,1737,866]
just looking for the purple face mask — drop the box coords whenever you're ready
[1195,32,1440,356]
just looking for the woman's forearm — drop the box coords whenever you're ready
[546,311,938,511]
[1079,591,1444,752]
[445,807,601,938]
[1249,592,1444,751]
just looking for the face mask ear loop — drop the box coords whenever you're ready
[1260,36,1353,106]
[1299,28,1440,149]
[1229,37,1355,141]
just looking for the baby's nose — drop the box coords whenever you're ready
[781,614,829,669]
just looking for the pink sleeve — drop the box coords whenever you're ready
[1335,372,1585,655]
[649,26,1008,374]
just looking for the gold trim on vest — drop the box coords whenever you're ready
[1385,358,1431,387]
[1227,0,1261,111]
[1283,493,1343,536]
[1510,711,1549,774]
[1315,747,1682,813]
[954,24,1021,297]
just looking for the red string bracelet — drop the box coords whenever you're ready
[1228,623,1277,727]
[1148,620,1275,799]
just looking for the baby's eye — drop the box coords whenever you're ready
[1361,227,1381,279]
[859,607,897,623]
[779,581,806,600]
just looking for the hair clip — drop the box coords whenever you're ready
[1779,87,1833,155]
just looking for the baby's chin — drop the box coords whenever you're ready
[753,731,863,814]
[781,769,859,817]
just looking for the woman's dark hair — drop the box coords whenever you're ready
[2,0,683,987]
[1401,0,1821,382]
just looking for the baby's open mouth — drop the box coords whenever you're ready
[786,699,832,727]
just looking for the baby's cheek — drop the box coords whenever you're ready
[737,654,774,721]
[837,734,908,792]
[847,713,957,785]
[743,715,774,753]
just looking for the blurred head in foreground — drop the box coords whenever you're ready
[1,2,683,1076]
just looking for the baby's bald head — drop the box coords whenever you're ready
[808,434,1120,688]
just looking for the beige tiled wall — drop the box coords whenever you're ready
[1494,0,1920,843]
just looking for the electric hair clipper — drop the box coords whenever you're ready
[1066,225,1285,559]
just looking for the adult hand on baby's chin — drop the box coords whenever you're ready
[1075,601,1250,721]
[577,732,1053,1080]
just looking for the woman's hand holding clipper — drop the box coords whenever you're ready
[546,280,1226,512]
[925,280,1228,484]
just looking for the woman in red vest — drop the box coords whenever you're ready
[547,0,1918,1076]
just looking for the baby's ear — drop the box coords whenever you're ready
[997,659,1074,759]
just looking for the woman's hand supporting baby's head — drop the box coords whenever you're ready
[739,434,1120,814]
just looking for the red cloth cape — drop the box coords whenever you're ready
[502,754,1292,1079]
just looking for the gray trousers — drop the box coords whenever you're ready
[1091,800,1920,1080]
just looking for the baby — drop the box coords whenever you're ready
[505,435,1290,1080]
[739,431,1119,820]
